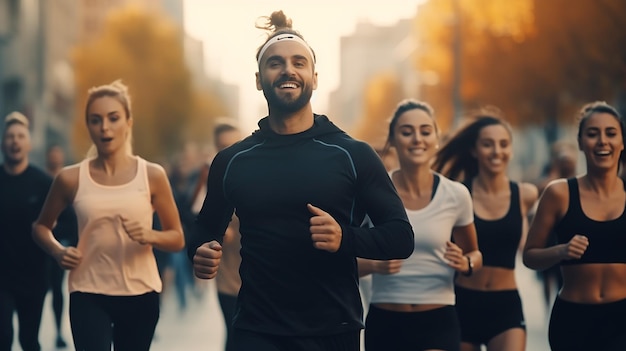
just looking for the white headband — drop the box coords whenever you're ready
[257,33,315,67]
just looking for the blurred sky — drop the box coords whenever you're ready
[183,0,421,132]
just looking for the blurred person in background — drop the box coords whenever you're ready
[193,120,244,351]
[32,80,184,351]
[433,108,538,351]
[524,101,626,351]
[0,112,52,351]
[536,140,579,194]
[44,144,78,349]
[531,140,578,311]
[154,156,196,314]
[359,99,482,351]
[188,10,413,351]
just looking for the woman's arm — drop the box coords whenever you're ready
[450,223,482,274]
[523,179,571,270]
[144,163,185,252]
[356,257,403,278]
[518,181,539,251]
[32,168,82,269]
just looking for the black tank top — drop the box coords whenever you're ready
[555,178,626,265]
[465,181,522,269]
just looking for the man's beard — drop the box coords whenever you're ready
[261,78,313,114]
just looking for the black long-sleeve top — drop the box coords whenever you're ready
[0,165,52,293]
[189,115,414,336]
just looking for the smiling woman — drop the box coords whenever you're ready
[523,102,626,351]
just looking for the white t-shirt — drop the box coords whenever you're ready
[370,174,473,305]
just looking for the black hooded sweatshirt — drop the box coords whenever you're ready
[190,114,414,336]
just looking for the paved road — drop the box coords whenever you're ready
[14,259,552,351]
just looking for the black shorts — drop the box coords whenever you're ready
[231,329,360,351]
[365,304,460,351]
[455,286,525,346]
[549,296,626,351]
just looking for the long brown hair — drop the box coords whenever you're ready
[432,107,512,182]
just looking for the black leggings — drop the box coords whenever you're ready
[0,287,47,351]
[69,291,160,351]
[48,257,66,333]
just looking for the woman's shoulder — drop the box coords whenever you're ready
[539,178,570,204]
[54,163,81,192]
[436,174,472,203]
[438,173,469,193]
[144,159,167,179]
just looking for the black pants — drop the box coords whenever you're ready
[48,257,66,334]
[218,292,238,351]
[0,286,47,351]
[70,291,160,351]
[231,329,360,351]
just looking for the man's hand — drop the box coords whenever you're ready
[308,203,342,253]
[193,241,222,279]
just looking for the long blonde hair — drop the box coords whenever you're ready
[84,80,134,158]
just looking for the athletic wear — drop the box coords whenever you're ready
[370,174,473,306]
[231,329,360,351]
[464,181,522,269]
[457,180,526,347]
[0,165,52,292]
[455,286,526,345]
[69,291,159,351]
[365,305,460,351]
[70,156,161,295]
[549,297,626,351]
[555,177,626,265]
[191,114,414,336]
[0,165,52,351]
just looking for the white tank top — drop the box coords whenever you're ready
[68,156,162,295]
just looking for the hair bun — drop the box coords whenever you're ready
[256,10,293,33]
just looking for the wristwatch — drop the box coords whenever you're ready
[463,256,474,276]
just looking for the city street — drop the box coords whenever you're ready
[15,259,551,351]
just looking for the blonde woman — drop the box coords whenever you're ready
[33,80,184,351]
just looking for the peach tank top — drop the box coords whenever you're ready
[68,156,162,295]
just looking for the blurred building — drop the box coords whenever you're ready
[184,34,239,119]
[80,0,181,41]
[0,0,79,164]
[0,0,238,165]
[328,18,418,132]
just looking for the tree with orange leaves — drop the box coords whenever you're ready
[415,0,626,142]
[72,5,229,161]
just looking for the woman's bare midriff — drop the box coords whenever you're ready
[455,266,518,291]
[559,264,626,303]
[372,303,448,312]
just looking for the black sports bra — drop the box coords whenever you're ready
[555,178,626,265]
[464,181,522,269]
